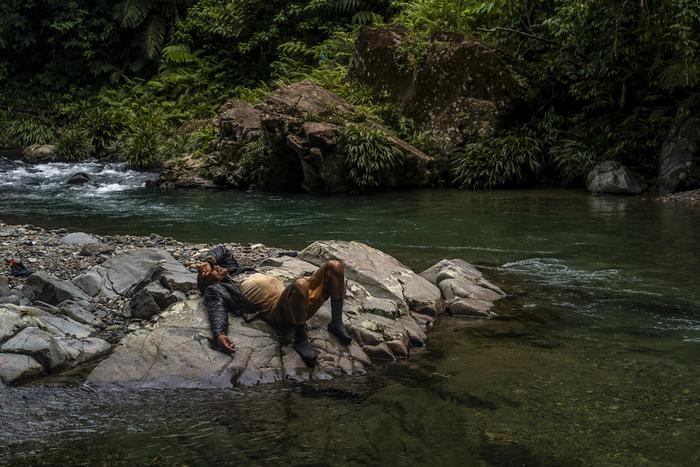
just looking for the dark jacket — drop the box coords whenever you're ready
[200,245,259,338]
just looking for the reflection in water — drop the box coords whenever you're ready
[1,158,699,465]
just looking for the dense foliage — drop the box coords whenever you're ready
[1,0,698,189]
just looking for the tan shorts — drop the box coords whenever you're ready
[239,267,329,325]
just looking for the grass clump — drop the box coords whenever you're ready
[55,128,93,161]
[450,131,543,189]
[343,123,403,190]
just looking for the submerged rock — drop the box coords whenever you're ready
[65,172,90,185]
[420,259,505,318]
[586,161,644,195]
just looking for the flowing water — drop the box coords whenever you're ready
[0,158,698,466]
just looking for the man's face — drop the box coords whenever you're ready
[198,263,228,286]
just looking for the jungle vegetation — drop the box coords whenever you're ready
[1,0,698,189]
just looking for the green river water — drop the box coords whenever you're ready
[0,159,698,466]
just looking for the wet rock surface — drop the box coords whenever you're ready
[420,259,506,318]
[0,304,110,385]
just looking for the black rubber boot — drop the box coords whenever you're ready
[294,325,317,367]
[327,298,352,345]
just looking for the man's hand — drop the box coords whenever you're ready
[217,334,236,353]
[197,262,213,277]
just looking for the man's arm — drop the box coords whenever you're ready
[204,284,235,353]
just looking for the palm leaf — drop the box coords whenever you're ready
[142,16,166,59]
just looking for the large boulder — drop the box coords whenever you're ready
[0,304,110,384]
[348,27,518,151]
[88,242,445,389]
[154,82,435,193]
[298,240,442,316]
[258,81,434,192]
[657,98,700,194]
[23,144,56,163]
[420,259,505,317]
[586,161,644,195]
[219,100,263,144]
[23,272,90,305]
[72,248,196,298]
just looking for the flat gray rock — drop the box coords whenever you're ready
[73,248,192,297]
[0,307,26,342]
[0,304,110,379]
[23,272,90,305]
[59,232,100,246]
[1,326,68,369]
[57,300,97,325]
[0,353,45,384]
[39,315,93,339]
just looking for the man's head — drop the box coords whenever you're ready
[196,262,228,292]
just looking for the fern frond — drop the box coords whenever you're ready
[142,16,165,59]
[657,60,700,91]
[113,0,152,28]
[161,44,197,64]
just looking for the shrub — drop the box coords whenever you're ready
[450,131,543,189]
[110,118,165,168]
[55,128,93,161]
[343,123,403,189]
[77,107,133,157]
[548,139,598,185]
[236,135,270,186]
[162,126,217,160]
[4,116,55,148]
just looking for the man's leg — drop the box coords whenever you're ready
[281,277,317,366]
[322,260,352,345]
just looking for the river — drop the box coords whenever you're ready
[1,157,698,466]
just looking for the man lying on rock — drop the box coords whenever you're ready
[196,245,352,367]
